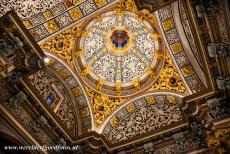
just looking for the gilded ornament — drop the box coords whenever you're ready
[81,107,89,118]
[58,70,71,78]
[166,96,176,104]
[126,103,135,113]
[102,47,107,53]
[81,30,89,37]
[207,136,221,148]
[23,20,31,28]
[87,88,125,127]
[138,9,156,24]
[146,67,155,78]
[102,31,107,35]
[181,65,194,77]
[40,24,81,65]
[95,0,106,8]
[95,15,102,22]
[146,97,156,105]
[163,19,174,31]
[72,87,81,96]
[43,10,53,19]
[110,117,119,127]
[73,0,84,5]
[46,20,58,32]
[115,80,121,95]
[116,9,123,16]
[125,0,138,13]
[137,16,144,23]
[69,7,82,21]
[96,78,105,90]
[132,78,141,91]
[81,66,91,78]
[148,53,188,94]
[215,128,230,141]
[171,42,183,53]
[192,86,204,93]
[154,50,163,59]
[76,49,84,57]
[116,57,122,61]
[144,28,148,33]
[151,33,161,39]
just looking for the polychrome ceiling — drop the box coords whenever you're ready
[0,0,118,42]
[0,0,210,146]
[0,0,64,19]
[75,11,165,97]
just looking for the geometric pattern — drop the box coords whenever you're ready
[41,0,189,131]
[75,10,164,97]
[157,5,205,93]
[0,0,117,42]
[80,12,157,83]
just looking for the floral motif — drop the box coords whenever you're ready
[40,24,79,65]
[69,7,82,21]
[44,20,59,33]
[149,53,188,94]
[181,65,194,77]
[162,18,174,31]
[78,11,160,88]
[87,88,125,127]
[102,94,183,143]
[170,42,183,53]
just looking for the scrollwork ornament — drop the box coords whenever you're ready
[87,88,125,127]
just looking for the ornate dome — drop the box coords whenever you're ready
[74,11,164,97]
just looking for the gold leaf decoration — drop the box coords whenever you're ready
[148,53,188,94]
[40,24,81,66]
[87,88,126,127]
